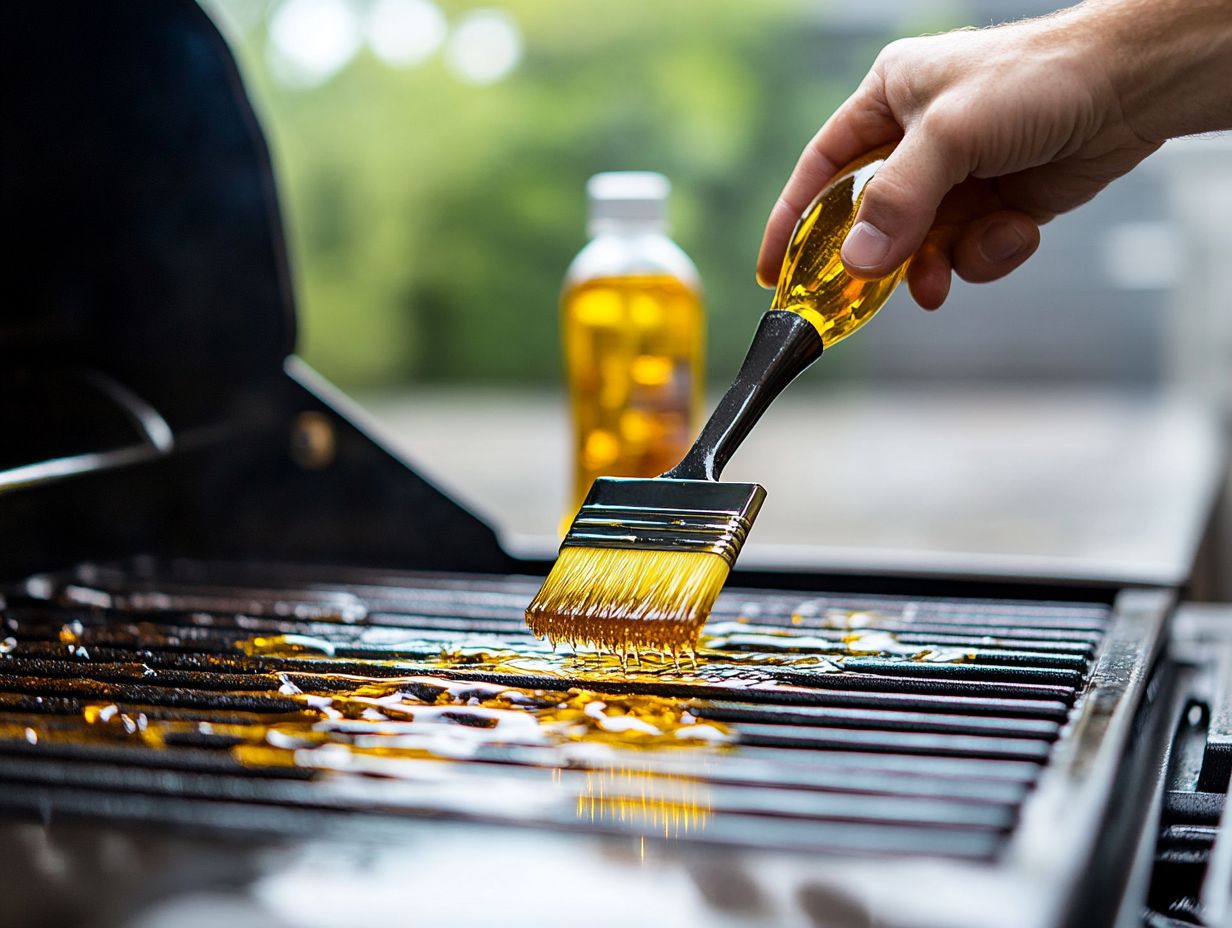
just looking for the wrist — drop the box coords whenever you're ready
[1074,0,1232,141]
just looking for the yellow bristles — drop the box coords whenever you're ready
[525,546,731,657]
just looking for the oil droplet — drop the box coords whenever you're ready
[842,630,975,663]
[239,634,338,657]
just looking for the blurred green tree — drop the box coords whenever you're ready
[218,0,886,388]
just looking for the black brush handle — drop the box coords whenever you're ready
[665,310,823,482]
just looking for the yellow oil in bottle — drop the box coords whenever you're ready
[562,273,703,515]
[562,172,704,519]
[772,145,908,347]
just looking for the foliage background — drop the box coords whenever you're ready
[211,1,910,389]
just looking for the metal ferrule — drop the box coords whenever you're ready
[561,477,767,566]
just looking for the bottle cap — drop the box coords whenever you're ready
[586,172,669,234]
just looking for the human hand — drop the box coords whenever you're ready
[757,0,1231,309]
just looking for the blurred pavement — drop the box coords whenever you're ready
[359,387,1227,587]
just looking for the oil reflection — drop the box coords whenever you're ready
[573,764,711,842]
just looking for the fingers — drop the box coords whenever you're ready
[952,210,1039,283]
[757,197,810,289]
[840,122,969,279]
[906,228,957,310]
[757,80,900,287]
[902,209,1039,310]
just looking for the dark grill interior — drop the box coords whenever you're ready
[0,561,1112,860]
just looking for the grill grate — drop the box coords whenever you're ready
[0,561,1112,860]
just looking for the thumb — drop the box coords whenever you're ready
[841,127,966,278]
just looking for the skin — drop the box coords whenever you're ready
[756,0,1232,309]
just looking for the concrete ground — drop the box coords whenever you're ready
[358,386,1227,587]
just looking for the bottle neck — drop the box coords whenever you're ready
[586,218,670,240]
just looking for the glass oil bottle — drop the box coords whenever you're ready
[771,144,907,346]
[560,173,705,519]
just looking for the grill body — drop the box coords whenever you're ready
[0,560,1191,928]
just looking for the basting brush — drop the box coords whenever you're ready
[526,147,907,658]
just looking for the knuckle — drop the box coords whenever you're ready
[874,37,914,69]
[859,170,914,224]
[772,193,803,224]
[920,99,969,149]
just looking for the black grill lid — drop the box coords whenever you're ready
[2,0,295,425]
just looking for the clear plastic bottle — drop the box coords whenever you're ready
[561,173,705,518]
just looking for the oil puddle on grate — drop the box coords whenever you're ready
[0,562,1111,859]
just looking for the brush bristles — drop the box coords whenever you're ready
[526,547,731,655]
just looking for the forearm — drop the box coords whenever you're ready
[1074,0,1232,141]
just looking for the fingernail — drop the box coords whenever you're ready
[756,271,772,289]
[979,222,1029,264]
[841,222,892,271]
